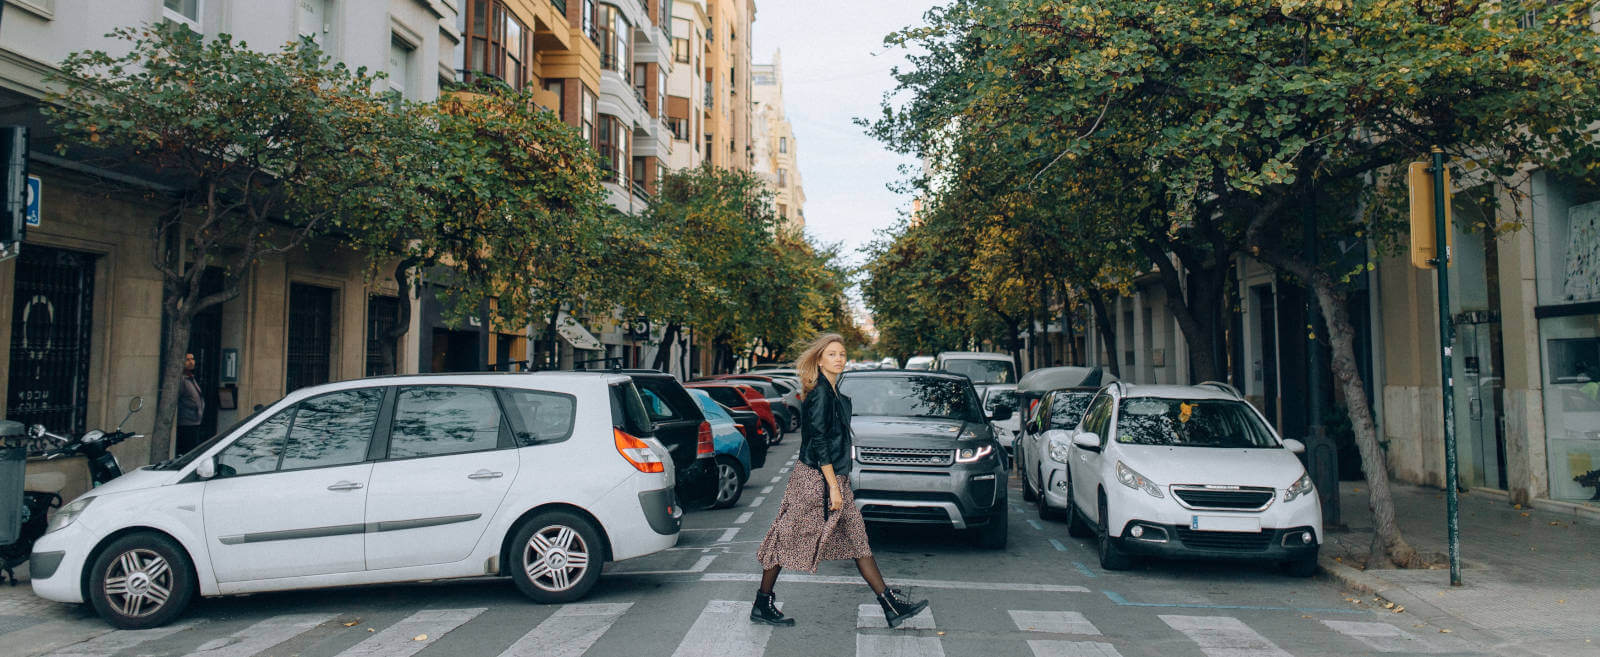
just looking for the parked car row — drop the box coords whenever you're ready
[28,368,781,629]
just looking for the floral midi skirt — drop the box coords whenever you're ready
[756,463,873,572]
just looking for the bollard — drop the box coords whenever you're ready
[0,420,26,544]
[1304,428,1341,529]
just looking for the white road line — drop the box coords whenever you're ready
[184,613,331,657]
[735,512,754,524]
[779,467,790,473]
[748,496,766,507]
[333,608,486,657]
[856,603,935,630]
[616,555,718,575]
[769,475,782,484]
[1321,620,1449,653]
[671,599,780,657]
[1009,610,1101,635]
[1025,640,1126,657]
[856,634,943,657]
[497,603,632,657]
[1160,615,1292,657]
[719,527,740,543]
[45,620,201,657]
[760,486,773,494]
[700,573,1090,593]
[1027,519,1045,531]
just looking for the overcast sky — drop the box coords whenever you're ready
[751,1,932,269]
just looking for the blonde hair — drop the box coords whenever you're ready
[795,333,845,397]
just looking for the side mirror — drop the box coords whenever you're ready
[1072,431,1102,452]
[128,396,144,413]
[989,406,1013,421]
[1282,438,1307,455]
[195,456,216,480]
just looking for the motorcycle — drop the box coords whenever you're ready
[1,397,143,584]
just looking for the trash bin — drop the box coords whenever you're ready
[0,420,27,544]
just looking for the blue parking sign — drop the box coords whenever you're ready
[24,175,40,227]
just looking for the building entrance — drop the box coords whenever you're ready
[6,245,96,435]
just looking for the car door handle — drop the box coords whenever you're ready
[327,481,364,491]
[467,470,504,480]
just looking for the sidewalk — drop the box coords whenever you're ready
[1319,480,1600,657]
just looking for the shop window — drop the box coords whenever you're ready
[1537,172,1600,503]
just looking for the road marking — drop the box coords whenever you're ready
[333,608,485,657]
[671,599,779,657]
[497,603,632,657]
[1072,562,1097,579]
[1025,640,1125,657]
[1103,590,1364,614]
[1027,519,1045,531]
[1160,615,1291,657]
[700,573,1090,593]
[184,613,331,657]
[856,603,935,630]
[748,496,766,507]
[44,620,201,657]
[856,634,943,657]
[1321,620,1449,653]
[735,512,754,524]
[1009,610,1100,635]
[1049,539,1069,552]
[780,467,790,473]
[760,486,773,494]
[769,475,782,484]
[616,555,718,575]
[719,527,740,543]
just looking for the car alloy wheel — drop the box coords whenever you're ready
[524,525,592,593]
[88,532,195,629]
[710,455,745,509]
[102,548,173,619]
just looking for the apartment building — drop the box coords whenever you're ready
[664,0,708,169]
[752,50,803,230]
[0,1,458,484]
[701,0,754,171]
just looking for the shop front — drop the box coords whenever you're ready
[1534,172,1600,505]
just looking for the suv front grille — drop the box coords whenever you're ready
[856,446,954,467]
[1175,528,1273,551]
[1171,486,1275,511]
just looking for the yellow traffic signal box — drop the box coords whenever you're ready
[1408,161,1452,269]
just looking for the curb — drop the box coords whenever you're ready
[1316,557,1541,657]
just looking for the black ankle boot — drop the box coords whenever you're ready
[876,588,929,628]
[750,590,795,626]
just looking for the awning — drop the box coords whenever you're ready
[556,311,603,351]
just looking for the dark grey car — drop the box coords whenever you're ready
[838,371,1011,549]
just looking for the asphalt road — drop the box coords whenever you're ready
[3,435,1489,657]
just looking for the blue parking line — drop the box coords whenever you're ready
[1027,519,1044,531]
[1072,562,1097,579]
[1049,538,1069,552]
[1101,590,1365,614]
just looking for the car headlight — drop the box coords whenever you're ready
[1115,460,1164,498]
[1284,472,1315,503]
[1048,435,1073,463]
[46,496,94,534]
[955,444,994,463]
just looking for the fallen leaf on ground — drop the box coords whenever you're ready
[1513,504,1522,509]
[1558,599,1566,604]
[936,631,946,636]
[1393,606,1405,613]
[1521,512,1530,517]
[413,634,428,641]
[343,621,359,627]
[1440,629,1452,634]
[1549,521,1561,526]
[1384,602,1395,609]
[367,628,375,632]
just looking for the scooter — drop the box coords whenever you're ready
[0,397,143,584]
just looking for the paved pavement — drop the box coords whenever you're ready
[1320,481,1600,657]
[0,436,1516,657]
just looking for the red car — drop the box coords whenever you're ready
[684,382,781,446]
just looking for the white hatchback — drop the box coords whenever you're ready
[30,373,681,628]
[1053,382,1321,575]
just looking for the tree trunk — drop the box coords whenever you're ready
[380,257,419,375]
[148,303,194,463]
[1143,245,1228,382]
[1085,287,1120,378]
[652,322,680,371]
[1062,286,1079,365]
[545,302,561,370]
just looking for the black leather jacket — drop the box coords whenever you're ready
[799,375,853,477]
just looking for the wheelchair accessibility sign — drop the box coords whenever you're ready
[25,175,40,227]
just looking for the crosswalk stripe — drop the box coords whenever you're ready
[856,603,935,630]
[43,620,201,657]
[1025,640,1125,657]
[1321,620,1448,653]
[497,603,632,657]
[1009,610,1100,635]
[183,613,331,657]
[333,608,485,657]
[748,496,766,507]
[735,512,754,524]
[670,599,778,657]
[855,634,943,657]
[1160,615,1292,657]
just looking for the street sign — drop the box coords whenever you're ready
[24,175,40,227]
[1407,162,1452,269]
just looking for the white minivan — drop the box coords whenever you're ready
[934,351,1017,397]
[30,373,681,628]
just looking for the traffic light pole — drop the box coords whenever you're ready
[1430,147,1462,587]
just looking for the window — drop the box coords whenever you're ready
[500,389,576,444]
[387,37,414,99]
[632,156,647,190]
[1082,394,1113,439]
[658,67,667,118]
[779,136,787,154]
[461,1,527,89]
[216,411,290,477]
[366,296,400,376]
[1047,391,1095,430]
[581,84,597,141]
[636,386,680,421]
[164,0,200,28]
[388,386,506,458]
[281,389,382,469]
[673,37,690,63]
[703,132,711,155]
[544,78,566,122]
[583,0,597,42]
[634,63,649,108]
[777,203,787,219]
[1114,398,1277,448]
[777,168,787,187]
[598,115,623,178]
[597,4,630,78]
[667,117,688,141]
[838,375,980,422]
[298,0,332,50]
[504,16,524,89]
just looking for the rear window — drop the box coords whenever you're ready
[610,382,654,437]
[942,358,1015,384]
[839,375,980,421]
[500,389,577,444]
[1114,398,1277,448]
[703,386,746,408]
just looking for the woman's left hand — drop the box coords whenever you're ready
[828,487,844,512]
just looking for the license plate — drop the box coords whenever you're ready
[1191,515,1261,533]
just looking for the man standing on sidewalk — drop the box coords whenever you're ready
[176,352,204,454]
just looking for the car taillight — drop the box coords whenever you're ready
[696,421,714,456]
[615,427,665,473]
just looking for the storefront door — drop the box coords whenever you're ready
[6,245,96,434]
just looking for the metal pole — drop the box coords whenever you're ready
[1430,147,1462,587]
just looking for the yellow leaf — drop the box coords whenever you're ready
[414,634,428,641]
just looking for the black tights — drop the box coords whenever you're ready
[760,556,886,596]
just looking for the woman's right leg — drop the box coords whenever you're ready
[760,566,781,593]
[751,565,795,626]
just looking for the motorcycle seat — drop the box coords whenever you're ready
[24,471,68,494]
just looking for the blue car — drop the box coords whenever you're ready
[687,389,753,509]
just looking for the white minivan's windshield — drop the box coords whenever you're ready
[942,358,1015,384]
[1115,398,1278,448]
